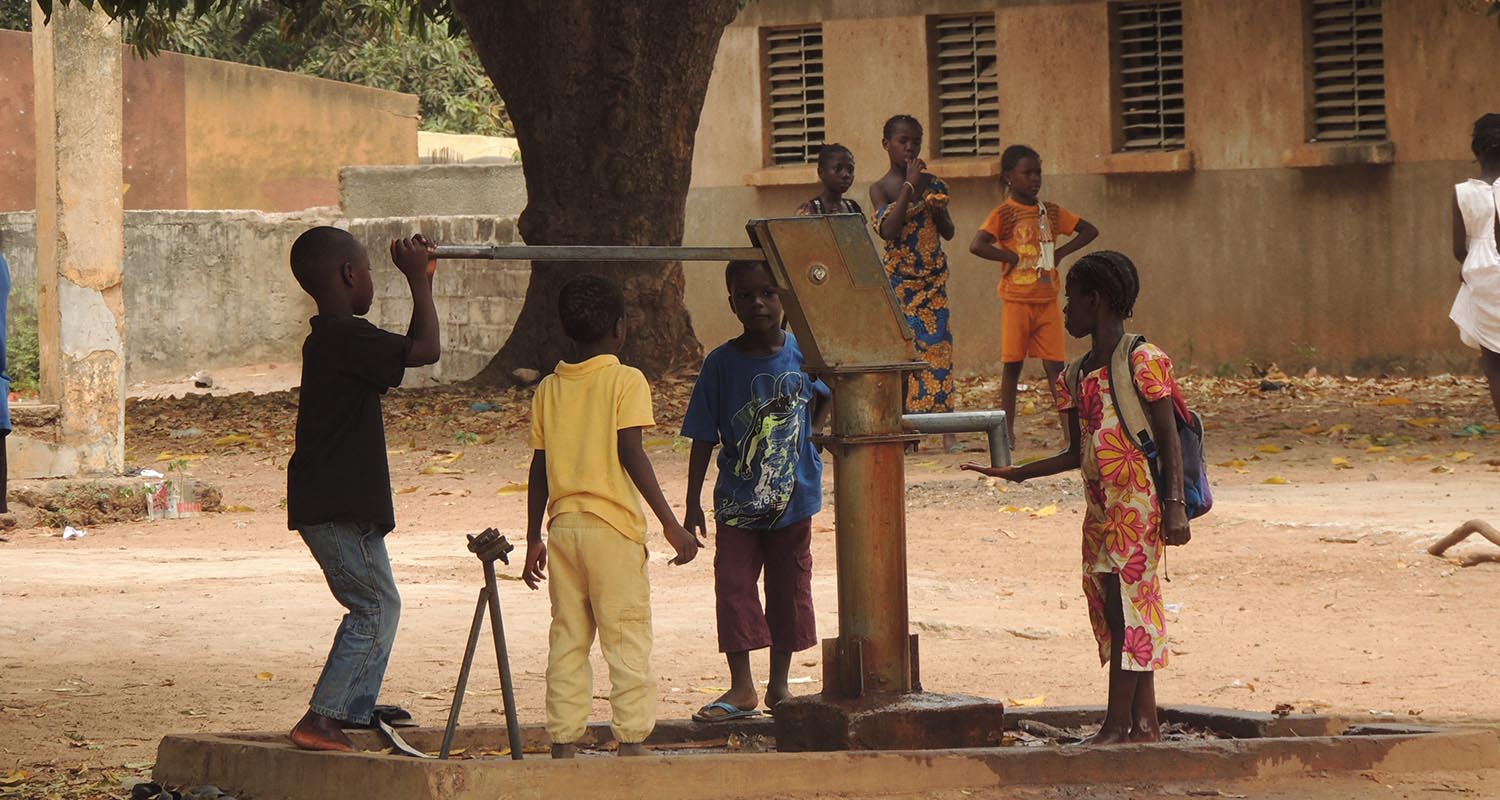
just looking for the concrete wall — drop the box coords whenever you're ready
[683,0,1500,375]
[0,30,417,214]
[0,211,523,387]
[341,164,529,219]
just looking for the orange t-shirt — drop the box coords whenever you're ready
[980,198,1081,304]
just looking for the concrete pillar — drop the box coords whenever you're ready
[31,0,125,475]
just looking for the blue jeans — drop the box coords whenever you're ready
[299,521,401,725]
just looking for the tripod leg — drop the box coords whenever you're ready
[439,589,489,760]
[483,561,525,760]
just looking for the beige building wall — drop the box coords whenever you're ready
[687,0,1500,376]
[181,57,417,211]
[0,32,417,213]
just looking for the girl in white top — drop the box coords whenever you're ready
[1450,113,1500,420]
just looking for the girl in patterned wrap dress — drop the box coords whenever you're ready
[870,115,958,450]
[961,251,1191,745]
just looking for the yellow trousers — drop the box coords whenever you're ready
[545,512,656,744]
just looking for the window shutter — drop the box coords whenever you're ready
[765,25,826,166]
[1308,0,1387,142]
[932,14,1000,158]
[1114,1,1185,152]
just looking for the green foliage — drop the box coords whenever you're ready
[0,1,31,30]
[7,295,39,396]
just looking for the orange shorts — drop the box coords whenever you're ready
[1001,299,1066,363]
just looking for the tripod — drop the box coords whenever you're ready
[439,528,524,760]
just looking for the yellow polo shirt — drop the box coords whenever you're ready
[529,355,655,543]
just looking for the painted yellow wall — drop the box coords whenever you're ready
[685,0,1500,375]
[183,56,417,211]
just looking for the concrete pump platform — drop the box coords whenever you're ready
[151,706,1500,800]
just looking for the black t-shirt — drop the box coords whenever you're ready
[287,315,410,533]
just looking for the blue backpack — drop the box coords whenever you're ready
[1064,334,1212,521]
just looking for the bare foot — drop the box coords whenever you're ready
[1128,728,1162,743]
[550,743,577,759]
[764,685,793,712]
[1078,725,1132,746]
[617,742,648,757]
[289,710,355,752]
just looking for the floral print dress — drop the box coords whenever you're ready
[874,178,954,413]
[1056,343,1177,672]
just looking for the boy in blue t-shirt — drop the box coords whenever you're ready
[682,259,830,722]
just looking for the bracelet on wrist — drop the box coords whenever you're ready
[1161,497,1188,506]
[902,180,915,193]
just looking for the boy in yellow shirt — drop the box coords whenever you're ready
[521,274,702,758]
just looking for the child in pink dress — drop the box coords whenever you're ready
[961,250,1190,745]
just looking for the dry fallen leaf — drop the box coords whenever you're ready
[395,486,419,494]
[1378,397,1412,406]
[497,482,528,495]
[1300,424,1325,435]
[420,466,463,475]
[1218,458,1248,468]
[1263,476,1291,485]
[1432,465,1455,475]
[1405,417,1443,429]
[1365,446,1388,454]
[256,672,274,681]
[1029,504,1058,518]
[1256,444,1285,454]
[1330,457,1351,469]
[214,433,253,446]
[1451,451,1474,463]
[1007,694,1046,707]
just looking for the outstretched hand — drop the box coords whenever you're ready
[960,463,1025,483]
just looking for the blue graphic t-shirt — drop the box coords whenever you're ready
[682,332,829,530]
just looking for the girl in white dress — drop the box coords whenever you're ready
[1450,113,1500,420]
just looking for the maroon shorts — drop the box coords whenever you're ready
[714,518,817,654]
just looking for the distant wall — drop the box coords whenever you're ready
[341,164,528,219]
[0,211,524,386]
[684,0,1500,376]
[0,30,417,213]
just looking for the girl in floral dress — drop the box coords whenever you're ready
[962,251,1191,745]
[870,115,959,449]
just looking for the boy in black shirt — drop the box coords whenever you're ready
[285,226,439,751]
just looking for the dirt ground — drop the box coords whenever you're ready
[3,365,1500,798]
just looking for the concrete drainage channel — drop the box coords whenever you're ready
[152,706,1500,800]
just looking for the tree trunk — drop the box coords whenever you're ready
[454,0,738,383]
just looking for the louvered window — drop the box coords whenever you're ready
[931,14,1000,158]
[1113,2,1185,152]
[1307,0,1387,142]
[764,25,825,166]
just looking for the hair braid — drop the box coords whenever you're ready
[1066,250,1141,319]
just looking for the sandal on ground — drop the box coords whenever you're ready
[692,701,761,723]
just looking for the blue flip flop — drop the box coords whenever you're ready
[692,701,761,723]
